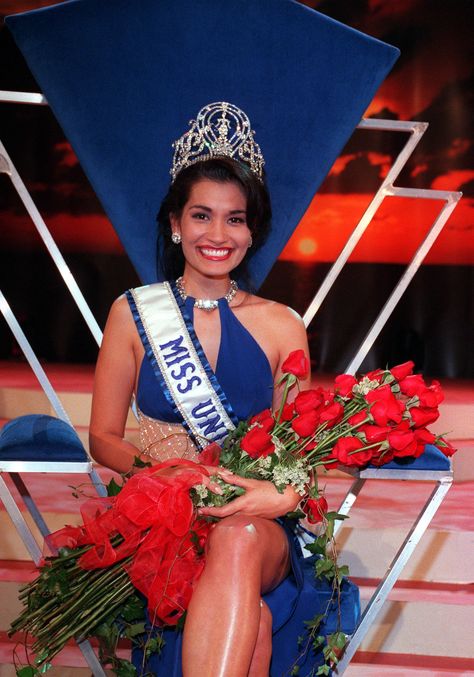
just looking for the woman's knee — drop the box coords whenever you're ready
[206,515,262,558]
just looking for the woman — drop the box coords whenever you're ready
[90,102,311,677]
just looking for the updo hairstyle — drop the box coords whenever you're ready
[156,157,271,285]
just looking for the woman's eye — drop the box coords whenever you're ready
[191,212,208,220]
[229,216,246,224]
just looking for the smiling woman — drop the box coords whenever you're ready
[88,102,318,677]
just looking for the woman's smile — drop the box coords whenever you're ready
[197,246,233,261]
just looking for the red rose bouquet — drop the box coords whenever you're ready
[10,354,455,676]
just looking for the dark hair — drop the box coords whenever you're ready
[156,157,271,288]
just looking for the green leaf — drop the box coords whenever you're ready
[286,510,305,520]
[124,622,146,639]
[325,511,348,521]
[290,666,300,675]
[132,455,152,469]
[304,540,326,557]
[304,613,324,630]
[144,634,165,659]
[114,659,138,677]
[337,565,350,582]
[312,635,325,652]
[121,595,146,622]
[315,557,335,580]
[106,477,124,496]
[328,631,347,650]
[17,668,37,677]
[316,665,330,676]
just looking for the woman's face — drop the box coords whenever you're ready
[170,179,252,279]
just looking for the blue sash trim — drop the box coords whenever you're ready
[170,281,240,428]
[125,289,185,434]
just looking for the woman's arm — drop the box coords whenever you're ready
[89,296,146,474]
[271,304,312,406]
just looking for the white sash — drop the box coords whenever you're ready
[130,283,236,448]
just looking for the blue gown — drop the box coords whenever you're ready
[130,295,359,676]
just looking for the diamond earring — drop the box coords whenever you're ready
[171,232,181,244]
[248,235,253,248]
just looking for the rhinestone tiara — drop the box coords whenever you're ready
[170,102,265,182]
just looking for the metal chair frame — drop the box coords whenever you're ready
[0,90,461,675]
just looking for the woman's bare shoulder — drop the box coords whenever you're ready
[240,293,304,327]
[103,294,136,338]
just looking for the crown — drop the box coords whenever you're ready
[170,102,265,182]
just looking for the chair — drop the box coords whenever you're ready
[333,446,453,674]
[0,290,107,677]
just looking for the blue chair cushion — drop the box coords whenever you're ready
[369,444,451,471]
[0,415,87,462]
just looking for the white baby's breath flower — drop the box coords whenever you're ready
[193,483,209,508]
[352,376,380,396]
[271,436,286,457]
[272,460,310,496]
[257,455,272,469]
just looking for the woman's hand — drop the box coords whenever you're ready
[198,471,300,519]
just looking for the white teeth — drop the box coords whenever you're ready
[200,248,230,257]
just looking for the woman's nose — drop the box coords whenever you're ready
[207,218,227,242]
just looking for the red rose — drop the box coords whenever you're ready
[371,448,395,466]
[365,368,384,382]
[359,423,391,443]
[333,437,373,466]
[390,361,415,381]
[347,411,368,427]
[409,406,440,428]
[250,409,271,424]
[198,442,221,466]
[300,439,317,453]
[435,436,457,457]
[366,385,403,426]
[319,401,344,428]
[249,409,275,434]
[303,495,328,524]
[281,350,310,379]
[320,450,338,469]
[280,402,295,421]
[292,410,320,437]
[415,427,436,445]
[414,427,436,457]
[388,428,417,457]
[334,374,357,398]
[399,374,427,397]
[418,380,444,408]
[241,426,275,458]
[294,389,325,414]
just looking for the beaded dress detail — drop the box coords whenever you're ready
[137,408,199,462]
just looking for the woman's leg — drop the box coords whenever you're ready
[247,600,273,677]
[182,515,290,677]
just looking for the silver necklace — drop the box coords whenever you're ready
[176,277,238,311]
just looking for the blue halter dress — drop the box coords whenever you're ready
[129,293,359,676]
